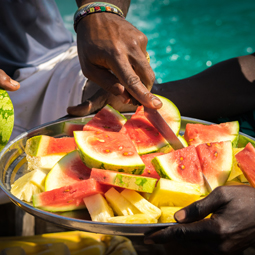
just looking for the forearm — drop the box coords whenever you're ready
[152,53,255,121]
[75,0,131,16]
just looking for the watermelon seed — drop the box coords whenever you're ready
[214,151,218,157]
[95,131,101,134]
[97,139,105,142]
[119,146,123,150]
[180,165,185,170]
[180,156,183,161]
[145,127,152,131]
[123,152,133,156]
[64,189,70,193]
[189,139,194,142]
[103,126,111,129]
[207,143,211,146]
[105,149,111,153]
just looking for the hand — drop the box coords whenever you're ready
[144,185,255,255]
[0,69,20,91]
[76,12,162,109]
[67,80,138,116]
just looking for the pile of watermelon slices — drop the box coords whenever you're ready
[10,94,255,224]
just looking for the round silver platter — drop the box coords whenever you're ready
[0,114,254,236]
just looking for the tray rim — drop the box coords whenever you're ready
[0,114,254,235]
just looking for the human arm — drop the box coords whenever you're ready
[152,53,255,121]
[0,70,20,91]
[144,185,255,255]
[67,0,162,116]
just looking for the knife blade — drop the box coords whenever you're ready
[143,106,212,193]
[144,106,184,150]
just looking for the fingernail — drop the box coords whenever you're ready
[175,209,186,222]
[10,79,19,86]
[152,98,162,108]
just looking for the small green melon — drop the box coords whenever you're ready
[0,89,14,152]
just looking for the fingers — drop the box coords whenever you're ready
[0,70,20,91]
[67,88,109,116]
[108,53,162,109]
[81,64,131,104]
[175,186,229,223]
[144,219,218,245]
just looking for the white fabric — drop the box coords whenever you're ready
[9,45,87,140]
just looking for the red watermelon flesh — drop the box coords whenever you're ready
[25,135,77,156]
[46,137,77,155]
[83,104,126,132]
[33,178,105,212]
[122,106,168,155]
[152,146,205,190]
[184,121,239,147]
[196,141,233,190]
[235,142,255,187]
[45,150,92,191]
[140,152,164,179]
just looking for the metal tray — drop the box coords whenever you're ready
[0,114,254,236]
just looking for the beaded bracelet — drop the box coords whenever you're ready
[74,2,125,32]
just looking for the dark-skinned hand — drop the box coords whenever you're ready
[68,80,137,116]
[144,185,255,255]
[0,70,20,91]
[74,11,162,113]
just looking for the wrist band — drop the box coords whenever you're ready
[74,2,125,32]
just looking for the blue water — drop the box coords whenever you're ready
[55,0,255,83]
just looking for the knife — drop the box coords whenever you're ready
[144,106,212,193]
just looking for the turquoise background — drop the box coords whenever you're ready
[55,0,255,83]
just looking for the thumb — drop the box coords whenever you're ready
[67,88,109,116]
[175,187,225,223]
[0,70,20,91]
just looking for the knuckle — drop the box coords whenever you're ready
[137,31,148,45]
[126,75,141,89]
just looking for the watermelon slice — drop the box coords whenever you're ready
[196,141,233,190]
[74,130,145,175]
[0,89,14,152]
[140,152,164,180]
[45,150,91,191]
[25,135,77,156]
[83,104,127,132]
[235,143,255,187]
[63,121,84,137]
[122,95,181,155]
[25,135,77,170]
[33,178,104,212]
[90,168,157,193]
[184,121,239,147]
[151,146,207,194]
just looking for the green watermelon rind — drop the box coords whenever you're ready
[91,169,157,193]
[155,94,181,135]
[238,134,255,148]
[104,104,127,125]
[151,153,208,195]
[25,135,49,156]
[0,89,14,152]
[32,202,86,212]
[74,131,145,175]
